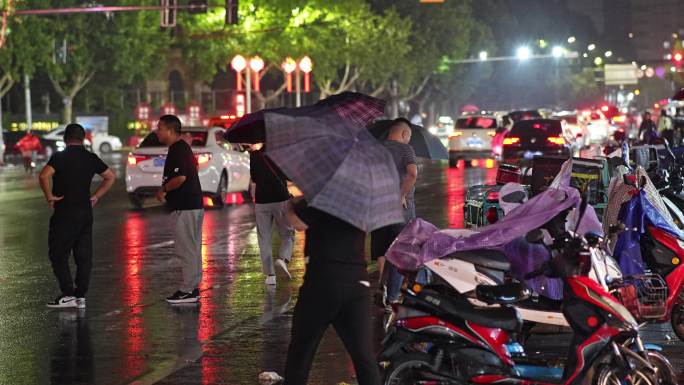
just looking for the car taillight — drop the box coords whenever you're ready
[486,190,499,201]
[487,130,496,137]
[547,137,566,145]
[195,153,212,166]
[503,137,520,145]
[449,131,463,138]
[127,154,150,166]
[486,207,498,224]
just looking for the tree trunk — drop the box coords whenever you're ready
[63,97,73,123]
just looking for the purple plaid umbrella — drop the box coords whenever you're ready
[224,92,386,144]
[264,111,404,232]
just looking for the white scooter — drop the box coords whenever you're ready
[424,185,622,327]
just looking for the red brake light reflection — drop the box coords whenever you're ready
[195,153,212,166]
[127,154,150,166]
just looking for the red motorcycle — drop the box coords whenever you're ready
[379,232,676,385]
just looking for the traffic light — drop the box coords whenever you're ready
[225,0,238,25]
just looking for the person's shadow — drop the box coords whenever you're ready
[49,311,94,385]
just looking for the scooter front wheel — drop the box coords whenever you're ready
[593,364,654,385]
[671,300,684,342]
[644,350,677,385]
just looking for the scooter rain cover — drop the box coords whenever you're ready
[386,159,603,271]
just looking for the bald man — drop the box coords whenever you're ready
[370,117,418,310]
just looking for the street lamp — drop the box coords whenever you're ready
[594,57,603,66]
[478,51,488,61]
[605,51,613,58]
[281,57,297,92]
[567,36,576,44]
[230,54,247,90]
[551,46,564,58]
[587,43,596,51]
[249,56,265,92]
[516,46,531,60]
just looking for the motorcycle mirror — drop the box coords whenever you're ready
[525,229,545,244]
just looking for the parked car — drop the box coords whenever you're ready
[125,126,250,209]
[501,119,571,166]
[43,125,119,154]
[448,115,499,167]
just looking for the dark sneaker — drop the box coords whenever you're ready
[46,295,77,308]
[165,291,199,304]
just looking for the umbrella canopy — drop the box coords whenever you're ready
[264,112,404,232]
[224,92,386,144]
[368,120,448,160]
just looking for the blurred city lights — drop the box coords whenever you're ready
[567,36,576,43]
[551,46,564,58]
[588,43,596,51]
[635,89,641,95]
[594,57,603,66]
[479,51,488,61]
[672,66,678,73]
[640,64,647,70]
[628,32,634,38]
[516,46,531,60]
[604,51,613,58]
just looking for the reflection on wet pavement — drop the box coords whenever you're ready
[1,156,682,384]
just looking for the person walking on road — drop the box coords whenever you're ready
[370,118,418,309]
[638,111,658,143]
[155,115,205,304]
[249,143,294,286]
[39,123,116,309]
[283,197,381,385]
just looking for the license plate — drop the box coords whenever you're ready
[523,151,543,159]
[466,137,484,146]
[153,158,165,167]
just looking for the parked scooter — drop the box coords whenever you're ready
[379,231,677,385]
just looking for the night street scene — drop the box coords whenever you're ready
[3,1,684,385]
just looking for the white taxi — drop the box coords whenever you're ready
[125,126,250,209]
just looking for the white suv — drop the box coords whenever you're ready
[125,126,250,209]
[448,115,499,167]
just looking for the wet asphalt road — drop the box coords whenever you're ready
[0,154,682,385]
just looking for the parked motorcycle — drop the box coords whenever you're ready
[379,231,677,385]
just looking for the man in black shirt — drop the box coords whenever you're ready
[39,123,116,309]
[249,144,294,285]
[283,198,380,385]
[155,115,205,304]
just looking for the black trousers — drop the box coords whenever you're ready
[284,275,380,385]
[48,210,93,298]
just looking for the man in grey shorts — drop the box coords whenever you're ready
[249,143,294,285]
[155,115,204,304]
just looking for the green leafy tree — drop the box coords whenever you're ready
[43,0,169,122]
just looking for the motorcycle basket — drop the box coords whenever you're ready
[613,274,668,321]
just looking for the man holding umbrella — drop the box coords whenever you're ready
[224,92,402,385]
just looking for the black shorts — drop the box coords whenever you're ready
[370,223,405,260]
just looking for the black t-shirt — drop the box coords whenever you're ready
[249,151,290,204]
[47,145,108,213]
[293,200,367,277]
[163,140,203,211]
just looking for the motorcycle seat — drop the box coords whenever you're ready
[445,249,511,271]
[418,290,522,332]
[476,283,531,305]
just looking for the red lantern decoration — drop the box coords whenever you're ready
[299,56,313,93]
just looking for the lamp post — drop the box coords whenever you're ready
[287,56,313,107]
[231,54,266,114]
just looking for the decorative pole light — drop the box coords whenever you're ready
[231,54,247,91]
[516,46,531,60]
[249,56,265,92]
[281,57,297,92]
[478,51,488,61]
[299,56,313,92]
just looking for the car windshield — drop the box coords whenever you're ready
[138,131,208,147]
[510,120,562,137]
[456,117,497,129]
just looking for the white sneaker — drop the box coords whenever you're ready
[46,295,77,308]
[275,258,292,280]
[265,275,276,285]
[75,298,86,309]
